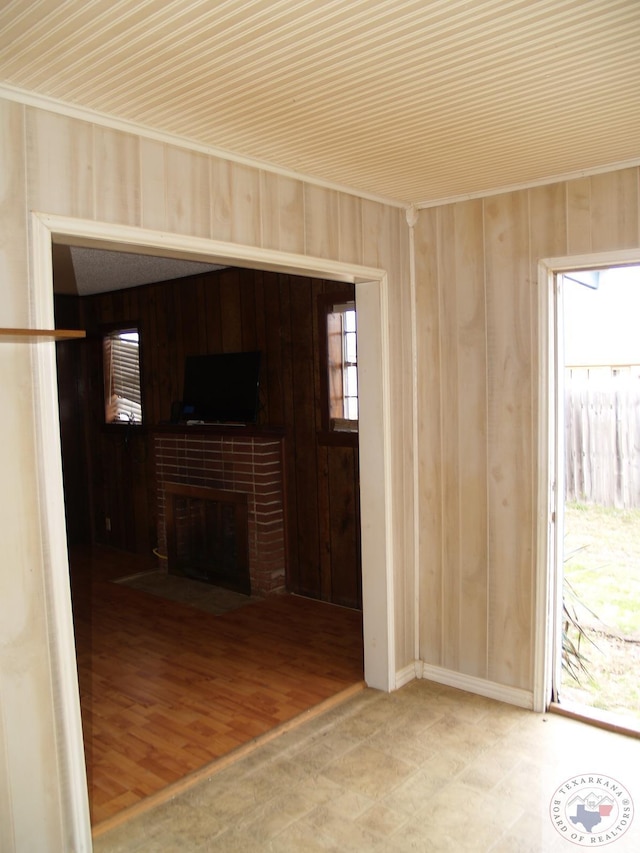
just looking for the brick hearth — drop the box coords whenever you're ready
[153,427,286,596]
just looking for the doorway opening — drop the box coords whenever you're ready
[56,249,368,825]
[552,264,640,731]
[30,212,394,841]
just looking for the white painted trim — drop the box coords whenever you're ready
[4,85,638,214]
[395,662,418,689]
[34,212,385,284]
[533,260,556,714]
[535,249,640,715]
[406,205,421,666]
[398,658,535,709]
[414,160,640,210]
[380,271,396,694]
[0,84,406,210]
[30,214,92,850]
[28,213,396,837]
[356,272,396,692]
[420,664,534,710]
[538,249,640,274]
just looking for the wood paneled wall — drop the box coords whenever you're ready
[61,269,361,608]
[2,96,412,851]
[415,167,640,692]
[54,295,92,545]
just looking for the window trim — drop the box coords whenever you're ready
[317,293,359,446]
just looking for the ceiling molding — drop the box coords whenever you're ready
[0,83,407,210]
[7,81,637,216]
[413,157,640,210]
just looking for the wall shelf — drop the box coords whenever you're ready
[0,328,86,341]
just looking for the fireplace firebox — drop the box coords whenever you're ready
[154,427,286,597]
[165,483,250,594]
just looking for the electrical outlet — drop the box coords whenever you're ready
[105,516,111,532]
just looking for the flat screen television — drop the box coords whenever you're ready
[181,351,261,424]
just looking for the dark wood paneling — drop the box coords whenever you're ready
[289,277,320,597]
[328,446,362,608]
[54,295,92,545]
[55,267,361,607]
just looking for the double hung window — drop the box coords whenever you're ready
[323,299,358,433]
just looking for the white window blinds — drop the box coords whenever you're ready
[104,329,142,423]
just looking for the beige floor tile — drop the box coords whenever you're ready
[331,694,410,739]
[287,728,362,774]
[492,759,561,812]
[415,779,523,838]
[317,786,375,820]
[417,746,468,780]
[295,803,382,852]
[459,745,525,791]
[198,826,278,852]
[382,767,453,817]
[384,818,486,853]
[268,820,340,852]
[95,680,640,853]
[95,807,226,853]
[180,776,260,822]
[355,800,411,839]
[424,714,503,754]
[242,755,308,801]
[368,727,439,766]
[240,789,317,844]
[320,742,416,799]
[288,772,345,807]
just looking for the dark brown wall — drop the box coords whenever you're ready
[54,295,92,545]
[55,268,361,608]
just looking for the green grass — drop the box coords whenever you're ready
[562,502,640,722]
[563,503,640,637]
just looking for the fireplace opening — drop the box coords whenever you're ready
[154,429,286,597]
[165,483,250,595]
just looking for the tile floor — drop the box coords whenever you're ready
[94,679,640,852]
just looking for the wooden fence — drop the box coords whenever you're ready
[565,366,640,508]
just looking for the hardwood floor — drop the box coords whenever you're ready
[69,547,364,827]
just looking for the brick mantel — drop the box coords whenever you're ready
[153,426,286,596]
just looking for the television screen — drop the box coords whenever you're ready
[182,351,261,424]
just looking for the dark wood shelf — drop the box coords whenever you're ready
[152,423,285,438]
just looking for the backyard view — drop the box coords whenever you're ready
[562,503,640,725]
[560,265,640,727]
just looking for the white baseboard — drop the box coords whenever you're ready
[394,663,417,689]
[395,661,534,710]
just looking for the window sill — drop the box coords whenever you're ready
[103,421,146,431]
[317,429,359,448]
[331,418,358,433]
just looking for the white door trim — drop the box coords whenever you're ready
[29,212,396,847]
[534,248,640,713]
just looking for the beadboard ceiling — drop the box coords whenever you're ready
[1,0,639,205]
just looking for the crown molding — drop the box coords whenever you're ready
[414,158,640,210]
[0,83,406,210]
[6,84,635,218]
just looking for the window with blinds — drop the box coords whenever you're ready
[103,328,142,424]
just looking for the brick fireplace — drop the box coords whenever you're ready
[153,427,286,596]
